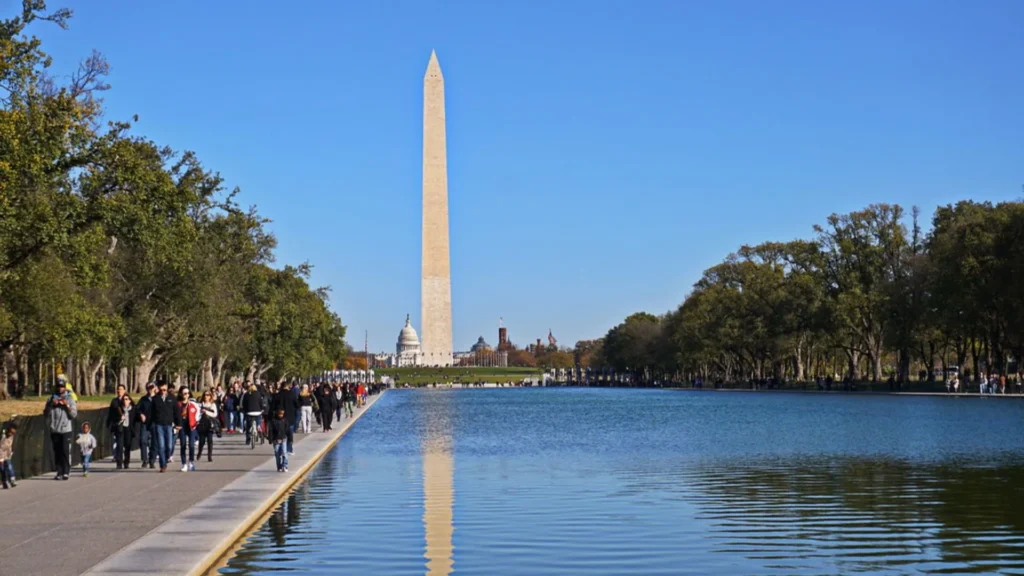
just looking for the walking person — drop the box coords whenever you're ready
[107,384,127,463]
[176,387,200,472]
[114,393,134,469]
[0,423,16,487]
[152,382,176,472]
[291,381,301,430]
[269,409,290,473]
[197,390,218,463]
[343,384,355,418]
[0,423,15,489]
[44,380,77,480]
[137,383,156,468]
[318,383,335,432]
[298,384,314,433]
[271,382,298,455]
[0,422,15,483]
[76,422,96,477]
[334,384,343,422]
[223,385,239,433]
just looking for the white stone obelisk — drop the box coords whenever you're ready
[421,50,453,367]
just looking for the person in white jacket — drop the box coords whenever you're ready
[75,422,97,477]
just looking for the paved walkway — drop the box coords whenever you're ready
[0,394,382,576]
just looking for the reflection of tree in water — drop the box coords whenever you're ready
[680,456,1024,571]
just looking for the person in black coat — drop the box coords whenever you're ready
[151,383,178,472]
[317,383,336,432]
[240,383,264,445]
[268,409,290,472]
[107,384,126,460]
[136,384,156,468]
[271,383,298,454]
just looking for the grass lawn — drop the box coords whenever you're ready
[374,366,540,386]
[0,395,116,422]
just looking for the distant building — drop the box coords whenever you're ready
[470,336,492,352]
[456,336,507,367]
[384,314,424,367]
[529,338,544,354]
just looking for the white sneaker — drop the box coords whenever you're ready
[189,462,195,472]
[169,455,174,464]
[180,464,188,472]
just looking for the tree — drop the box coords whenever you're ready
[507,348,537,368]
[602,312,663,378]
[597,199,1024,388]
[816,204,909,381]
[0,2,349,396]
[573,339,603,367]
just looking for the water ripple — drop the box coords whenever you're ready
[220,389,1024,575]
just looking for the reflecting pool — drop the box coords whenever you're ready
[219,389,1024,575]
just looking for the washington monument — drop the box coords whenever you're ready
[421,50,453,367]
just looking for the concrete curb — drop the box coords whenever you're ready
[83,392,384,576]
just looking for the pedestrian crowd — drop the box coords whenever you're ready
[946,372,1022,394]
[0,378,382,487]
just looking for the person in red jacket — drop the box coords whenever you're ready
[175,387,200,472]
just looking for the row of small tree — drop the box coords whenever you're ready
[0,3,347,398]
[591,200,1024,384]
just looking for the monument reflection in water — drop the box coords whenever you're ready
[421,396,454,576]
[219,389,1024,575]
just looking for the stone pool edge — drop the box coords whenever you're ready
[83,391,385,576]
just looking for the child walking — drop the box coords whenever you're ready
[76,422,97,477]
[0,423,16,489]
[269,409,289,473]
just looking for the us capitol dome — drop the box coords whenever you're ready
[396,314,423,367]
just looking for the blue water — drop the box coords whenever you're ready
[220,389,1024,575]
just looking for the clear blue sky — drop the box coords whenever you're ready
[31,0,1024,351]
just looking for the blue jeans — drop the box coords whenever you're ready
[228,410,241,431]
[154,424,174,468]
[179,428,197,465]
[139,424,153,465]
[3,460,14,480]
[82,453,91,473]
[274,441,288,470]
